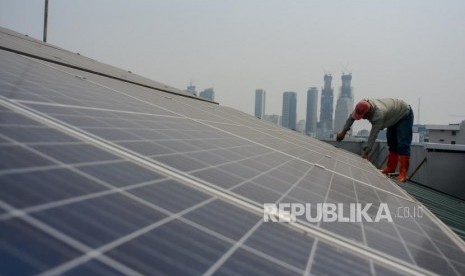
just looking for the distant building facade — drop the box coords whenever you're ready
[254,89,266,119]
[186,83,197,96]
[412,124,427,143]
[282,91,297,130]
[350,129,386,141]
[306,87,318,136]
[319,74,334,137]
[199,88,215,101]
[263,114,280,125]
[334,73,354,135]
[356,129,370,137]
[426,121,465,145]
[297,120,306,133]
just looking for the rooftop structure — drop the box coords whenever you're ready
[425,121,465,144]
[199,88,215,101]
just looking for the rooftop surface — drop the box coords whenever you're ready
[1,26,465,275]
[401,182,465,241]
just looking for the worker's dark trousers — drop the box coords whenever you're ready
[386,107,414,156]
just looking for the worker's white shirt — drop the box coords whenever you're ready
[343,98,410,154]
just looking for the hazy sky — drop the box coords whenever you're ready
[1,0,465,131]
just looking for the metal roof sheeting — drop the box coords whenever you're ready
[402,182,465,240]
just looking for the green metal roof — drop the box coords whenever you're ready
[401,182,465,240]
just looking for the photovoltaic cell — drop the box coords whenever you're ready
[156,154,208,172]
[31,143,120,164]
[77,161,165,187]
[0,110,42,125]
[374,264,404,276]
[0,145,56,170]
[0,219,81,275]
[233,183,283,204]
[310,242,371,275]
[128,179,213,213]
[61,260,126,276]
[0,125,80,143]
[0,168,108,209]
[216,248,300,276]
[245,223,315,270]
[32,193,168,247]
[117,140,174,155]
[183,200,259,241]
[1,31,465,276]
[106,220,232,275]
[192,168,246,189]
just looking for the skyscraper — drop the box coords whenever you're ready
[334,73,354,134]
[319,74,334,137]
[306,87,318,136]
[254,89,266,119]
[282,91,297,130]
[199,88,215,101]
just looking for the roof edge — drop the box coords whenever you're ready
[0,45,218,105]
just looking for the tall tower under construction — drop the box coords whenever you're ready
[319,74,334,137]
[334,73,354,134]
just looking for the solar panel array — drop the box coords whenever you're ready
[1,28,465,275]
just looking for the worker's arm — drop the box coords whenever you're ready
[336,117,355,141]
[364,121,383,155]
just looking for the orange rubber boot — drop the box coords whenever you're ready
[380,152,398,174]
[396,155,410,182]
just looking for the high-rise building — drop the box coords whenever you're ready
[186,82,197,96]
[199,88,215,101]
[254,89,266,119]
[282,91,297,130]
[334,74,354,134]
[305,87,318,136]
[319,74,334,137]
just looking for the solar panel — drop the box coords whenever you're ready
[1,28,465,275]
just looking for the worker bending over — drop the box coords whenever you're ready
[336,98,414,182]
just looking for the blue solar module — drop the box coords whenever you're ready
[62,260,126,276]
[1,26,464,275]
[0,219,81,275]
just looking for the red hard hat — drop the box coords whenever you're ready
[352,100,371,120]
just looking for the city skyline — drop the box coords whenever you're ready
[256,73,353,137]
[204,72,352,128]
[1,1,465,130]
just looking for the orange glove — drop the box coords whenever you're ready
[336,131,346,142]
